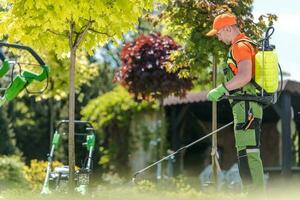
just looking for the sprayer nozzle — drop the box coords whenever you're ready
[131,172,140,184]
[131,177,136,184]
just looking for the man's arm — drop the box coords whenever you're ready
[224,59,252,91]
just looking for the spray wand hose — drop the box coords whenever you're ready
[132,121,234,183]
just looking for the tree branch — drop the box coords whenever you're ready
[80,16,96,23]
[73,20,94,50]
[47,29,67,37]
[77,24,89,35]
[69,21,75,50]
[73,33,80,48]
[88,28,114,37]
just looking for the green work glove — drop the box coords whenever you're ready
[207,84,228,101]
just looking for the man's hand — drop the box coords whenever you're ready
[207,84,228,101]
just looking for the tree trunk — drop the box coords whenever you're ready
[68,23,76,191]
[49,79,55,143]
[67,20,93,190]
[68,47,76,190]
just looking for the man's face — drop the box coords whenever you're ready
[216,26,232,45]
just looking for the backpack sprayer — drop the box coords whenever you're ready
[0,43,49,107]
[132,27,282,183]
[224,26,283,104]
[41,120,96,195]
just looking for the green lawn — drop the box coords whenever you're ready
[1,182,299,200]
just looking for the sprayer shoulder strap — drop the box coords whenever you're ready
[231,39,266,93]
[230,39,257,60]
[226,38,264,96]
[227,38,256,76]
[234,38,257,46]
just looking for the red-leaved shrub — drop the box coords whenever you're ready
[114,33,192,100]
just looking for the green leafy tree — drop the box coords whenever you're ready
[33,51,99,101]
[0,0,166,185]
[158,0,277,88]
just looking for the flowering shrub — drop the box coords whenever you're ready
[114,33,193,100]
[24,159,63,190]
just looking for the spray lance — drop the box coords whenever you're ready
[132,121,233,183]
[0,42,49,107]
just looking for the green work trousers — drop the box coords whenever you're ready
[232,100,265,192]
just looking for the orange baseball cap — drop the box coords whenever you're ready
[206,13,237,36]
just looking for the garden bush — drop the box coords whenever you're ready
[114,32,193,100]
[24,159,64,191]
[0,155,28,190]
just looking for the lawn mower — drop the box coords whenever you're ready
[0,42,49,107]
[41,120,96,195]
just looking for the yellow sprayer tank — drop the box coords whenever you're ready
[255,50,279,93]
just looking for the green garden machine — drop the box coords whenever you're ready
[0,42,49,107]
[41,120,96,195]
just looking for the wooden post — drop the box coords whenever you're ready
[211,55,220,189]
[281,92,292,175]
[272,92,292,175]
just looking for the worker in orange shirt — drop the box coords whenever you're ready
[206,13,264,192]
